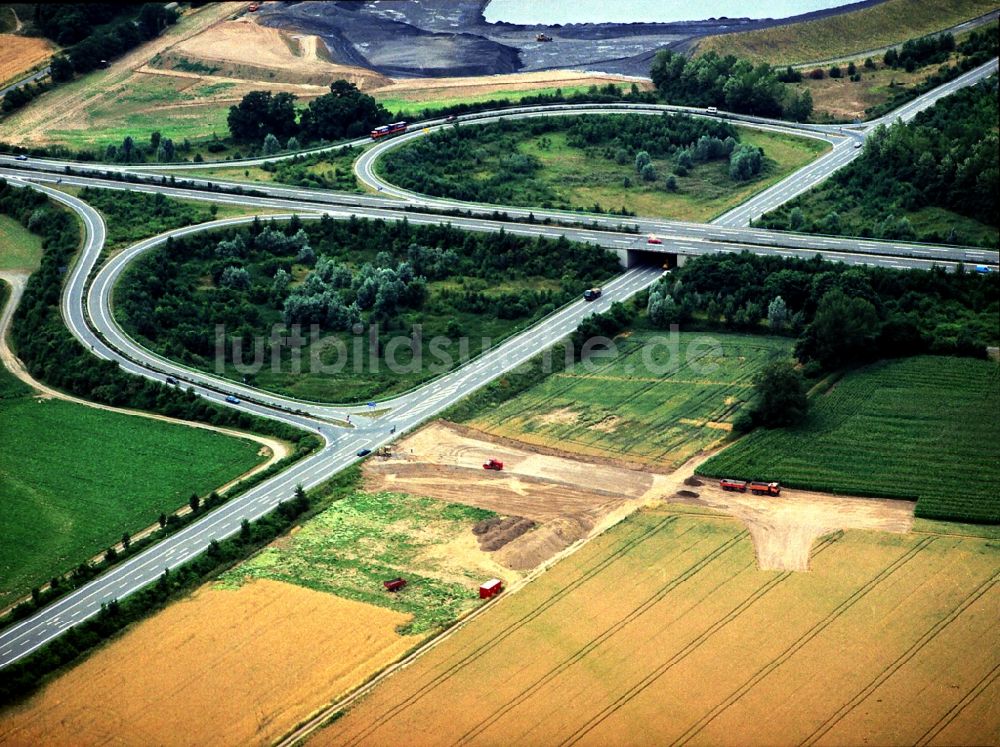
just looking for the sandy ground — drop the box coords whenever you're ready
[670,480,914,571]
[0,579,421,747]
[372,69,654,99]
[312,511,1000,747]
[0,35,52,86]
[154,19,391,88]
[367,421,915,574]
[364,421,692,570]
[0,271,290,612]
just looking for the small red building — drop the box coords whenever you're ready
[479,578,503,599]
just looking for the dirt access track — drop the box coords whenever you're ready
[365,422,915,572]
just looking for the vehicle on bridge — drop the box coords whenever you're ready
[225,394,240,404]
[583,287,602,301]
[483,458,504,471]
[371,122,408,139]
[647,235,662,244]
[974,265,993,273]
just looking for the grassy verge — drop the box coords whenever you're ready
[698,356,1000,523]
[376,84,607,117]
[0,356,267,608]
[466,330,793,468]
[220,491,496,635]
[694,0,999,65]
[0,213,42,272]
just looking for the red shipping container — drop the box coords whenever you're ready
[479,578,503,599]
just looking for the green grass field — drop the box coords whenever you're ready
[469,331,793,467]
[694,0,999,65]
[0,214,42,272]
[698,356,1000,523]
[375,84,605,117]
[219,491,495,634]
[0,358,266,607]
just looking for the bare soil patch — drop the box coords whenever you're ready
[669,480,915,571]
[0,34,51,85]
[0,580,420,747]
[156,19,390,88]
[363,421,689,570]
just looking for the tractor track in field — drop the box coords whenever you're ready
[557,529,842,747]
[914,660,1000,746]
[669,535,937,746]
[453,528,753,745]
[336,512,683,747]
[801,570,1000,746]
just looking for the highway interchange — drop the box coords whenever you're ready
[0,56,997,669]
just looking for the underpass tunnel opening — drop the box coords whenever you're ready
[624,248,684,269]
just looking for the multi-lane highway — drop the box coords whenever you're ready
[0,56,997,669]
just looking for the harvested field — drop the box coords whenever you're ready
[0,580,420,747]
[0,34,51,86]
[312,510,1000,747]
[363,421,686,570]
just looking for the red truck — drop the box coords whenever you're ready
[370,121,408,139]
[749,481,781,496]
[719,478,747,492]
[483,458,504,471]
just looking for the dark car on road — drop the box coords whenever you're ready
[357,448,372,457]
[165,376,178,385]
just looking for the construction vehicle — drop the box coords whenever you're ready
[583,288,602,301]
[483,458,504,471]
[719,478,747,492]
[536,33,553,42]
[749,481,781,496]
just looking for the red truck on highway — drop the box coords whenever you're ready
[371,121,408,139]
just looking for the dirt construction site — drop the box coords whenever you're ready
[364,421,918,573]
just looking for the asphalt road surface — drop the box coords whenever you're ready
[0,56,996,669]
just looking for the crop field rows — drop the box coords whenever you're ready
[315,510,1000,747]
[471,332,792,468]
[700,356,1000,523]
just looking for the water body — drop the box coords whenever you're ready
[483,0,859,25]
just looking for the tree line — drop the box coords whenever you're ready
[642,252,997,372]
[650,50,813,121]
[227,80,391,146]
[759,76,998,246]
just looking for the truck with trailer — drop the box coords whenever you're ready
[719,478,747,492]
[371,121,408,139]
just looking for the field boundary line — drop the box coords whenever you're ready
[670,536,936,746]
[454,529,752,745]
[278,513,681,747]
[801,571,999,746]
[559,530,841,747]
[915,660,1000,746]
